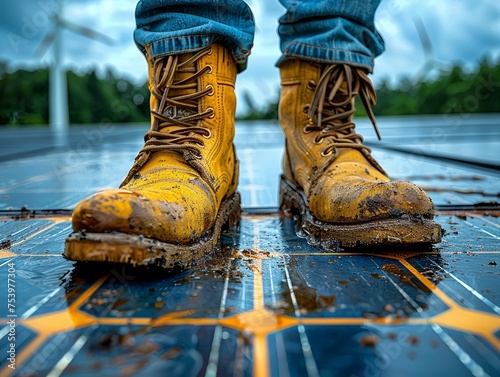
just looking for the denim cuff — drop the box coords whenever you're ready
[276,42,375,72]
[140,34,252,73]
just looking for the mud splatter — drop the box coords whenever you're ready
[0,239,11,248]
[360,334,379,347]
[236,247,280,274]
[381,263,418,289]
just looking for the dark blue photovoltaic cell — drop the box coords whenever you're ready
[0,120,499,376]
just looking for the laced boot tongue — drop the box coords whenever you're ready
[301,64,387,176]
[121,46,214,186]
[305,64,382,157]
[154,48,214,130]
[160,52,202,122]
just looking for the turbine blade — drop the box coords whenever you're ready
[34,29,56,58]
[413,16,433,61]
[61,20,114,45]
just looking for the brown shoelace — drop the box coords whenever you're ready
[305,64,381,158]
[121,46,214,185]
[144,46,214,158]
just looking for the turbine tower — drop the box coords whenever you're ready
[35,0,113,142]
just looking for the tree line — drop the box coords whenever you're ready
[0,63,149,126]
[0,57,499,126]
[238,57,500,120]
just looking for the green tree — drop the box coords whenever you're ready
[0,64,150,126]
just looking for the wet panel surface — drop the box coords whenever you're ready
[0,119,499,376]
[0,212,499,376]
[262,255,450,319]
[1,120,499,210]
[13,325,253,377]
[268,324,500,377]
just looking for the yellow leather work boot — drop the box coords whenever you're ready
[65,44,241,268]
[279,60,442,248]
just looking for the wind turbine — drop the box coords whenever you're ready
[412,16,450,83]
[35,0,113,142]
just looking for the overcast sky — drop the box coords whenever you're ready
[1,0,500,114]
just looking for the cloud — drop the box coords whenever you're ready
[1,0,56,58]
[373,0,500,84]
[1,0,499,114]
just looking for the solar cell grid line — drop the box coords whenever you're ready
[463,220,500,241]
[381,267,489,377]
[424,256,500,315]
[282,256,320,377]
[205,260,234,376]
[46,333,91,377]
[468,215,500,232]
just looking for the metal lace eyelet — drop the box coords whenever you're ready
[207,48,213,55]
[303,127,312,134]
[313,137,323,145]
[206,65,213,74]
[206,107,215,118]
[202,129,212,139]
[206,84,214,96]
[321,149,333,157]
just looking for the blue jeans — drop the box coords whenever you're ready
[134,0,384,73]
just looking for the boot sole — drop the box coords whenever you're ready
[64,192,241,269]
[279,175,442,249]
